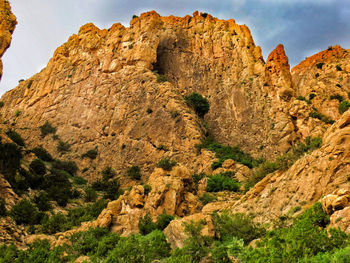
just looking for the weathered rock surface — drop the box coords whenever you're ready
[26,164,202,246]
[322,189,350,215]
[292,45,350,122]
[232,110,350,222]
[0,0,16,80]
[0,11,302,184]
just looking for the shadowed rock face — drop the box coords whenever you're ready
[0,0,17,81]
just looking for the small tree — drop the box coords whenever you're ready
[157,158,177,171]
[40,121,57,138]
[138,213,157,235]
[127,166,142,180]
[339,100,350,114]
[29,159,46,176]
[184,92,210,118]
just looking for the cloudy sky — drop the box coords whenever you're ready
[1,0,349,96]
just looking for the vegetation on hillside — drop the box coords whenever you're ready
[1,203,349,263]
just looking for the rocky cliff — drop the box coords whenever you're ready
[0,0,16,80]
[0,11,300,183]
[1,8,350,254]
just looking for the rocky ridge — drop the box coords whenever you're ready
[0,0,16,80]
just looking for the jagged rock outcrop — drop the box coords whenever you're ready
[292,45,350,121]
[322,189,350,215]
[0,0,16,80]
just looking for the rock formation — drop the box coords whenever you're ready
[1,7,350,252]
[0,11,301,184]
[0,0,16,80]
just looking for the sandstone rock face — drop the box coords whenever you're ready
[329,206,350,234]
[232,110,350,223]
[292,45,350,121]
[0,11,301,184]
[322,189,350,215]
[0,0,16,80]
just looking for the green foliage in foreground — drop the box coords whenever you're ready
[1,203,350,263]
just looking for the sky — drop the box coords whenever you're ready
[1,0,350,96]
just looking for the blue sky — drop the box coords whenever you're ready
[1,0,349,96]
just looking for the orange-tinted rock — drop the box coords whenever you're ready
[0,0,17,80]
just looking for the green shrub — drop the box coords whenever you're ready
[0,198,6,216]
[184,92,210,118]
[196,136,262,169]
[29,159,46,176]
[336,65,342,71]
[192,172,205,188]
[330,94,344,102]
[170,220,213,262]
[0,101,4,107]
[242,203,348,262]
[102,179,122,200]
[138,213,157,235]
[70,227,110,256]
[309,110,335,124]
[72,176,87,185]
[212,211,265,244]
[14,110,21,117]
[84,187,97,202]
[156,212,174,230]
[33,191,52,211]
[157,74,167,83]
[31,147,53,162]
[10,200,42,225]
[41,212,68,234]
[127,165,142,180]
[0,239,68,263]
[206,174,240,192]
[41,199,108,234]
[296,96,311,104]
[57,140,71,153]
[43,168,73,206]
[0,142,22,179]
[6,129,25,146]
[82,148,98,159]
[339,100,350,114]
[199,193,216,205]
[143,184,152,195]
[146,108,153,114]
[105,230,171,263]
[91,179,109,191]
[102,166,116,181]
[52,160,78,176]
[40,121,57,138]
[156,158,177,171]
